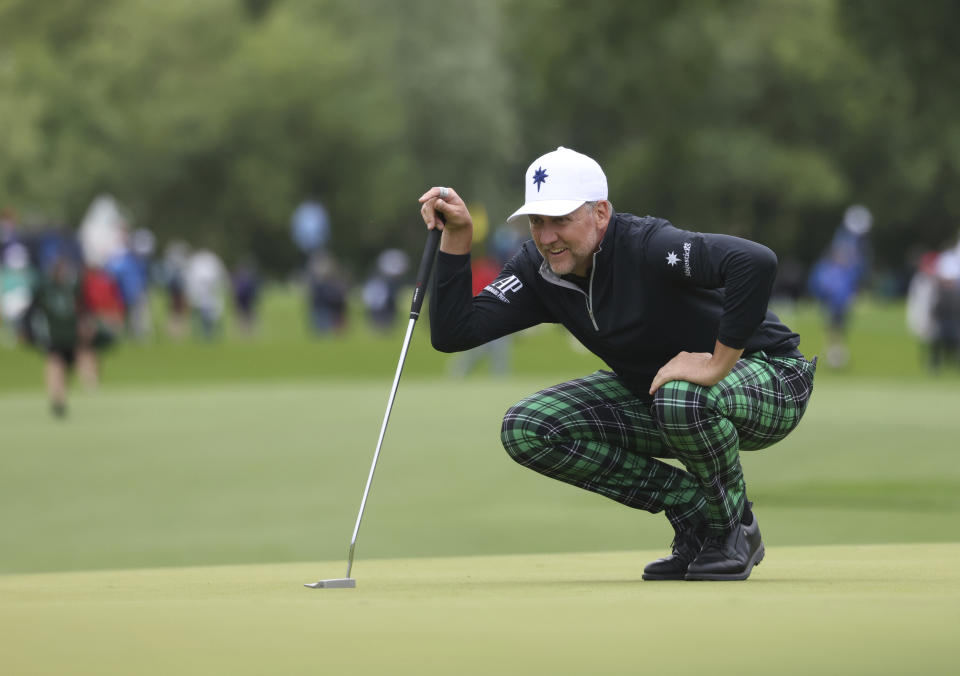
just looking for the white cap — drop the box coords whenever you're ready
[507,147,608,223]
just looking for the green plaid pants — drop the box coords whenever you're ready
[500,353,817,536]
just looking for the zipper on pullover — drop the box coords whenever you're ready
[537,247,602,332]
[586,250,599,331]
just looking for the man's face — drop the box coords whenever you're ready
[529,201,609,277]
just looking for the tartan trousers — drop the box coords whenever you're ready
[500,353,817,536]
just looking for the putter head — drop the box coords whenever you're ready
[304,578,356,589]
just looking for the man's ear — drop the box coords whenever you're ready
[594,200,611,225]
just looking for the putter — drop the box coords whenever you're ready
[306,225,442,589]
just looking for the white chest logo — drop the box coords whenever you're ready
[666,251,679,266]
[484,275,523,303]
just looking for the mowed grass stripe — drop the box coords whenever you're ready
[2,378,960,574]
[1,544,958,676]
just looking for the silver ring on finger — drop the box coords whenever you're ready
[439,187,450,199]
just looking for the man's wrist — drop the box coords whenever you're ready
[709,341,744,380]
[440,227,473,255]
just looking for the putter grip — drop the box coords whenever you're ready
[409,226,442,319]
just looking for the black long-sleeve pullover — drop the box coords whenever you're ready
[430,212,801,398]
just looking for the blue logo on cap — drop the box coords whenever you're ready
[532,167,548,192]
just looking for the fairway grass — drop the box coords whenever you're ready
[2,543,958,676]
[3,378,960,575]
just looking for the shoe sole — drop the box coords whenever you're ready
[684,544,765,581]
[641,572,686,581]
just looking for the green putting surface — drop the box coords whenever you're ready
[2,543,958,675]
[1,297,958,674]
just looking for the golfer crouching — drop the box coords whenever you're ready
[419,147,816,581]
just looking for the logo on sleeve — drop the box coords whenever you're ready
[682,241,692,277]
[483,275,523,303]
[666,251,679,266]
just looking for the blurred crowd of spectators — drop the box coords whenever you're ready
[3,195,959,417]
[0,197,261,416]
[797,204,960,372]
[0,193,530,416]
[0,198,252,351]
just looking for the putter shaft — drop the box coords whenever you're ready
[305,228,441,590]
[344,315,417,579]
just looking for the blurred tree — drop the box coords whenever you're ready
[0,0,516,275]
[503,0,905,265]
[241,0,277,21]
[1,0,958,278]
[838,0,960,255]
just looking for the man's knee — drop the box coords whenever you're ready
[500,399,546,465]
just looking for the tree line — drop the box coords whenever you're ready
[1,0,958,278]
